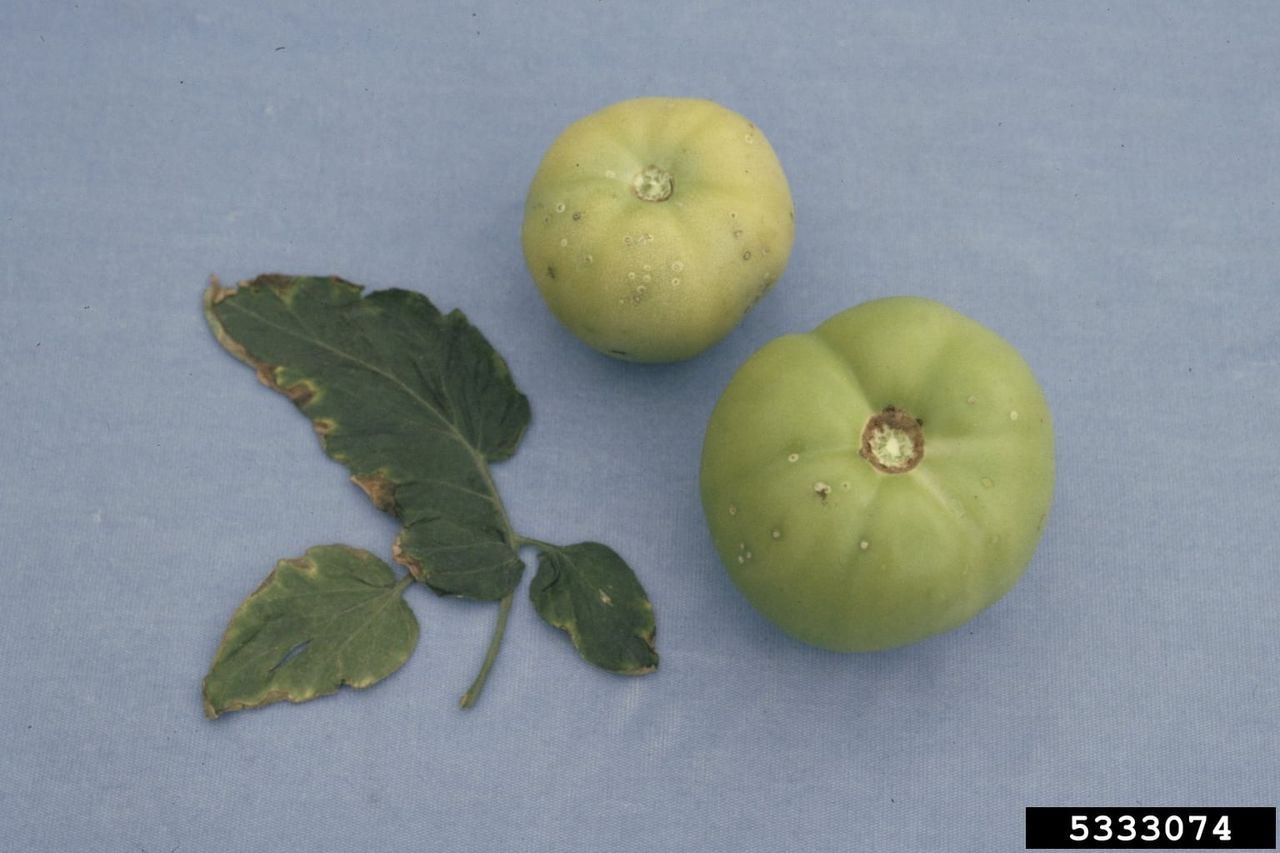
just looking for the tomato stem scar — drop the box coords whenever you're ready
[860,406,924,474]
[631,165,674,202]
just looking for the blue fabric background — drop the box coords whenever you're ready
[2,2,1276,851]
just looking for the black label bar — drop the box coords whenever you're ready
[1026,807,1276,849]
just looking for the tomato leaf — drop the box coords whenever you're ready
[203,274,659,711]
[202,545,418,719]
[204,275,530,600]
[529,542,658,675]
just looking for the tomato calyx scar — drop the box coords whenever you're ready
[631,165,674,202]
[860,406,924,474]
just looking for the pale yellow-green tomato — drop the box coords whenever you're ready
[521,97,795,362]
[700,297,1055,652]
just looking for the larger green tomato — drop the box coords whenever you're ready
[522,97,795,363]
[700,297,1054,651]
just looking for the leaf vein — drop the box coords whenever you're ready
[221,295,476,459]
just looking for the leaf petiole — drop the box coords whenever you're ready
[458,590,515,709]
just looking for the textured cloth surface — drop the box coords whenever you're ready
[2,3,1277,851]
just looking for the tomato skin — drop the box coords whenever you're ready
[522,97,795,363]
[699,297,1055,651]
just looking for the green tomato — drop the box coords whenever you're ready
[521,97,795,363]
[699,297,1054,651]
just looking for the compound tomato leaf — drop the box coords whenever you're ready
[203,545,418,719]
[203,274,660,710]
[204,275,530,600]
[529,542,658,675]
